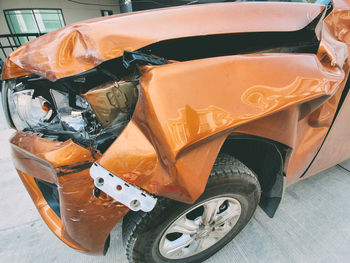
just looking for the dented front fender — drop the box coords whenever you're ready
[97,53,345,203]
[97,1,350,203]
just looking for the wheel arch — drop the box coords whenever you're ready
[220,133,291,217]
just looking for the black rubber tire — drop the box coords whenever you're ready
[122,154,261,263]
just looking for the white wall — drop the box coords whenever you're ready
[0,0,120,34]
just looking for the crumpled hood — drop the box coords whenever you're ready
[1,2,323,81]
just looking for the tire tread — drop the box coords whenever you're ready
[122,154,260,263]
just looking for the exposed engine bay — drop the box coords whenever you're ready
[2,67,139,153]
[2,51,173,152]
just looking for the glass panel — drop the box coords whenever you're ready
[4,9,65,35]
[5,10,38,34]
[34,9,65,33]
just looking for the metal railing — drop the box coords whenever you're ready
[0,33,44,59]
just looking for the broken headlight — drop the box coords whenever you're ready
[4,79,138,150]
[8,88,53,131]
[6,81,95,143]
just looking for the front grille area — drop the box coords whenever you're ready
[34,178,61,218]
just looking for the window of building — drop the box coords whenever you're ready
[101,10,113,16]
[4,9,65,44]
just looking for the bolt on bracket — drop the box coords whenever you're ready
[90,163,157,212]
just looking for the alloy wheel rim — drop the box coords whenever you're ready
[159,196,242,259]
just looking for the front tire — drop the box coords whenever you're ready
[122,154,261,263]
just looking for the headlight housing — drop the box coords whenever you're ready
[2,79,138,150]
[8,88,53,131]
[4,80,94,144]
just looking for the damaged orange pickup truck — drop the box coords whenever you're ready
[2,0,350,262]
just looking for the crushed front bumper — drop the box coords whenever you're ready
[10,132,129,255]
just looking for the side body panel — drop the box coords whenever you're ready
[305,80,350,177]
[303,4,350,177]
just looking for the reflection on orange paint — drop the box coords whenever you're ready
[241,77,332,110]
[166,105,233,148]
[163,76,336,151]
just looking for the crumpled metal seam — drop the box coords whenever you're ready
[1,2,324,81]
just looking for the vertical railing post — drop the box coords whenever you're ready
[0,33,44,58]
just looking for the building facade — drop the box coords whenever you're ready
[0,0,121,61]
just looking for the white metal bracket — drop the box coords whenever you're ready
[90,163,157,212]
